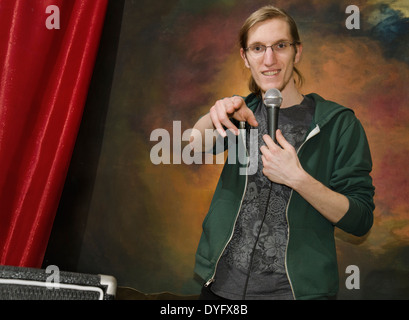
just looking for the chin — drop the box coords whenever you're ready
[261,84,283,94]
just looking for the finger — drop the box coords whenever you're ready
[261,155,272,178]
[209,107,226,138]
[215,104,239,136]
[242,108,258,127]
[260,145,269,155]
[223,119,239,136]
[230,97,258,127]
[234,102,258,127]
[262,134,279,150]
[276,129,293,150]
[261,154,268,167]
[224,97,239,115]
[231,96,245,111]
[260,146,274,164]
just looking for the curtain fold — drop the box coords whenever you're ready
[0,0,108,267]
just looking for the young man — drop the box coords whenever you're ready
[190,6,375,300]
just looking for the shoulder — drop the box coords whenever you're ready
[242,93,261,111]
[306,93,357,127]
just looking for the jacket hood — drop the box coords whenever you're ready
[244,92,353,130]
[307,93,354,129]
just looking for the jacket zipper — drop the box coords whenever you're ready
[206,124,321,291]
[284,124,321,299]
[205,122,249,287]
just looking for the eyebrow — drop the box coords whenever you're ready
[248,39,291,46]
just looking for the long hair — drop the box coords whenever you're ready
[239,6,304,96]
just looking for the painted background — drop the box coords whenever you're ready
[44,0,409,299]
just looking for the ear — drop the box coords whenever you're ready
[294,43,303,64]
[240,48,250,69]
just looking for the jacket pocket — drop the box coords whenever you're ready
[199,199,239,264]
[288,227,339,297]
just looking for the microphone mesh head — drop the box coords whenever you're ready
[264,88,283,107]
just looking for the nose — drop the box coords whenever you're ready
[263,46,277,66]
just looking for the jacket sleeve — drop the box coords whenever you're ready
[331,116,375,236]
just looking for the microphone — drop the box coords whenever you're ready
[263,88,282,143]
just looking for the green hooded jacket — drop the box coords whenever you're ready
[194,93,375,300]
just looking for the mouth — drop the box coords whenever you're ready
[262,69,280,76]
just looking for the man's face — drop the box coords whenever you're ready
[240,18,302,97]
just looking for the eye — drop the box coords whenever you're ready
[275,42,288,50]
[250,44,265,53]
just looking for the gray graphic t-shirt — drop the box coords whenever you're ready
[211,95,315,300]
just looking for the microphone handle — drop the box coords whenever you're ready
[267,106,279,143]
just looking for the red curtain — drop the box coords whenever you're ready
[0,0,108,268]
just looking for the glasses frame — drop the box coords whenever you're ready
[245,41,300,58]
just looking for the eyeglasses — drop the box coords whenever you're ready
[245,41,298,58]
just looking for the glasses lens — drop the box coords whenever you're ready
[247,42,293,57]
[274,42,289,51]
[248,44,265,56]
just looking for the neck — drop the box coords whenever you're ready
[281,91,303,108]
[279,80,303,108]
[261,79,303,109]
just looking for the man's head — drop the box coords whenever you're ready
[239,6,304,97]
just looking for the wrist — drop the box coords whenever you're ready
[289,168,311,192]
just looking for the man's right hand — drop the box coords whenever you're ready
[209,96,258,137]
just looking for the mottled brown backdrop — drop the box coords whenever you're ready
[44,0,409,299]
